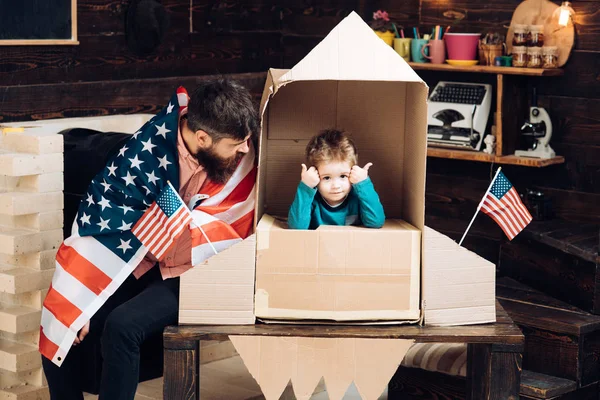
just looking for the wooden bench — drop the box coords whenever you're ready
[163,301,523,400]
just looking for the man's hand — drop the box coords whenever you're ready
[73,320,90,346]
[301,164,320,188]
[349,163,373,184]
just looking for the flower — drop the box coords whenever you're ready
[368,9,400,35]
[373,10,390,22]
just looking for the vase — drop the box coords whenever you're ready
[374,30,395,46]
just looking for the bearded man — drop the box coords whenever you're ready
[40,78,259,400]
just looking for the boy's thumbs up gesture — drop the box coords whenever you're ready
[349,162,373,184]
[301,164,320,188]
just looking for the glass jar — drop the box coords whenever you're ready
[512,24,528,46]
[527,47,543,68]
[542,46,559,68]
[527,25,544,47]
[512,46,528,67]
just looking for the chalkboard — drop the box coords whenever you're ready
[0,0,78,45]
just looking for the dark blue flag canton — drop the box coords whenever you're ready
[489,171,512,199]
[74,91,183,263]
[157,184,184,217]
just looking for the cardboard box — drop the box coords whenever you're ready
[255,215,421,321]
[179,11,496,328]
[253,10,428,322]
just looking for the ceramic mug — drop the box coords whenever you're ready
[411,39,429,63]
[393,38,412,62]
[421,39,446,64]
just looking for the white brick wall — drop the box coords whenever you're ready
[0,115,151,399]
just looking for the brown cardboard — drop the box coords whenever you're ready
[422,227,496,325]
[179,235,256,324]
[254,10,428,323]
[255,215,421,321]
[179,10,495,329]
[230,335,414,400]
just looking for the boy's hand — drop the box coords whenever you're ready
[349,162,373,184]
[301,164,320,188]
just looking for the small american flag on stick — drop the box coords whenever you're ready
[459,167,532,245]
[132,181,192,260]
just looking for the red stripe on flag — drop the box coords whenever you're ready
[481,198,517,238]
[154,212,190,258]
[487,195,520,237]
[230,209,255,238]
[138,207,169,246]
[483,206,516,239]
[55,245,112,295]
[43,285,82,328]
[498,189,527,227]
[190,220,240,247]
[221,167,257,206]
[506,188,532,222]
[39,327,59,361]
[132,203,160,238]
[199,180,226,198]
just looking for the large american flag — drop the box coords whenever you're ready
[40,86,256,366]
[480,171,532,240]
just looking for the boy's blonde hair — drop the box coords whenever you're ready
[306,129,357,167]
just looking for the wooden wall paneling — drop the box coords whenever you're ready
[77,0,190,36]
[571,0,600,52]
[368,0,420,28]
[419,0,521,34]
[499,75,529,156]
[0,73,267,123]
[548,144,600,193]
[538,96,600,147]
[536,51,600,98]
[0,34,194,85]
[280,34,322,68]
[506,145,600,195]
[0,30,283,85]
[526,187,600,223]
[279,1,361,36]
[190,31,283,74]
[198,0,283,33]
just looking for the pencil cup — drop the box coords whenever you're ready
[411,39,429,63]
[422,39,446,64]
[393,38,412,63]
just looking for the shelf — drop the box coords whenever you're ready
[427,147,565,167]
[408,62,564,76]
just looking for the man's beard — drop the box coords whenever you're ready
[194,145,243,184]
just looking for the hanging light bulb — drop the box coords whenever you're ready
[553,1,575,27]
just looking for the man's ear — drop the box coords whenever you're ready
[195,130,212,148]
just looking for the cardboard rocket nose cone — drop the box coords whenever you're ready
[280,11,423,84]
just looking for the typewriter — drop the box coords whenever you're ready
[427,81,492,151]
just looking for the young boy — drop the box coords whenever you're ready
[288,129,385,230]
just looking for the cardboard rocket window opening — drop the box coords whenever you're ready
[178,12,496,327]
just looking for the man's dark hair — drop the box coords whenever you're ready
[186,78,259,142]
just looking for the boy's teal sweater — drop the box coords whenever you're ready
[287,177,385,230]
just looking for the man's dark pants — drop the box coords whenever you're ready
[41,266,179,400]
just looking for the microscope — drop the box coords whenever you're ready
[515,87,556,159]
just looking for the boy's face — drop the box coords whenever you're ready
[316,161,352,206]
